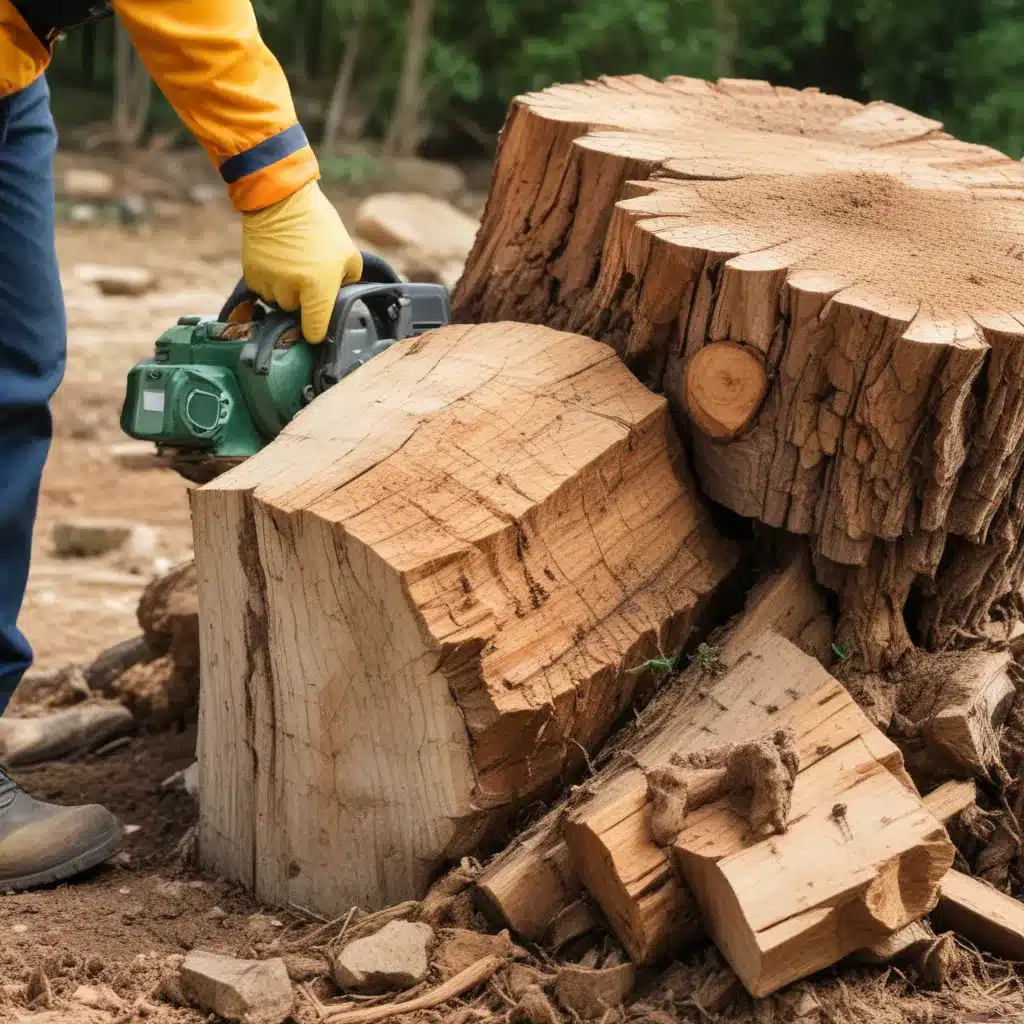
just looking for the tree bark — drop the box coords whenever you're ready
[192,322,738,916]
[453,76,1024,667]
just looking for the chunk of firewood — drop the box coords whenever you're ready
[894,650,1016,780]
[932,869,1024,960]
[475,551,832,957]
[192,322,738,915]
[921,779,977,824]
[670,663,954,996]
[476,828,580,943]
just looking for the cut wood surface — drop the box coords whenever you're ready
[453,74,1024,656]
[921,779,977,823]
[933,869,1024,960]
[192,322,737,915]
[896,650,1016,779]
[682,342,767,441]
[477,552,832,960]
[670,658,953,997]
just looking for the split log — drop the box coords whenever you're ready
[453,75,1024,665]
[892,650,1016,781]
[932,869,1024,960]
[191,322,738,914]
[477,550,832,958]
[921,779,977,824]
[669,653,954,996]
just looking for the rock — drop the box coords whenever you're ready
[554,963,636,1020]
[73,984,125,1012]
[68,203,99,224]
[162,760,199,799]
[0,703,134,767]
[111,523,161,575]
[205,906,228,922]
[108,441,170,472]
[354,193,479,263]
[377,156,468,200]
[62,168,115,200]
[11,923,27,934]
[334,920,434,993]
[52,518,138,557]
[73,263,156,297]
[85,636,153,692]
[246,913,282,942]
[434,928,520,980]
[9,663,91,713]
[177,950,293,1024]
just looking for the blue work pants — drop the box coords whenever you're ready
[0,77,66,713]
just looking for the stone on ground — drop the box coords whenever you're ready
[52,518,140,558]
[177,950,293,1024]
[333,920,434,993]
[73,263,156,297]
[0,703,134,767]
[62,168,115,200]
[354,193,479,264]
[72,983,125,1012]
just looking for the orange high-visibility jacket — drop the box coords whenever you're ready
[0,0,318,210]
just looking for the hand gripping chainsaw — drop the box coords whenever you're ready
[120,253,450,482]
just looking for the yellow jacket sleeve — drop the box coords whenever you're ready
[112,0,318,211]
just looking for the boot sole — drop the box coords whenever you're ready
[0,824,123,894]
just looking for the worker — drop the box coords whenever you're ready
[0,0,362,890]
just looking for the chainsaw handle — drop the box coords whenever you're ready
[314,283,409,393]
[216,251,402,323]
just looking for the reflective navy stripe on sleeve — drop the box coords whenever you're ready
[219,124,309,184]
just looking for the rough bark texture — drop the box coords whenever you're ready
[453,75,1024,666]
[191,321,737,915]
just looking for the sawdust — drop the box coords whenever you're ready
[645,729,800,844]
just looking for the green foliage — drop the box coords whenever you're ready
[318,152,380,186]
[694,642,724,677]
[44,0,1024,159]
[831,641,853,663]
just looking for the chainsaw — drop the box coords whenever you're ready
[120,253,450,483]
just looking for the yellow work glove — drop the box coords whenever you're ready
[240,180,363,343]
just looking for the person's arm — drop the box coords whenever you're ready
[112,0,362,339]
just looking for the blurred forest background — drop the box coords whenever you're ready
[46,0,1024,171]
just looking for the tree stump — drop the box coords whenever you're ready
[453,76,1024,667]
[191,321,737,914]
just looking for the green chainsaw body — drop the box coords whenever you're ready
[120,254,450,478]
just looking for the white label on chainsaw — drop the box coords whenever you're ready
[143,390,165,413]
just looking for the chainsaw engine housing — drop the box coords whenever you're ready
[120,268,450,471]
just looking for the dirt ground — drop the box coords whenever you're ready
[2,191,340,1023]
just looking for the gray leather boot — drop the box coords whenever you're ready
[0,770,122,892]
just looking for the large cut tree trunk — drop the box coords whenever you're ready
[191,322,737,915]
[452,76,1024,668]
